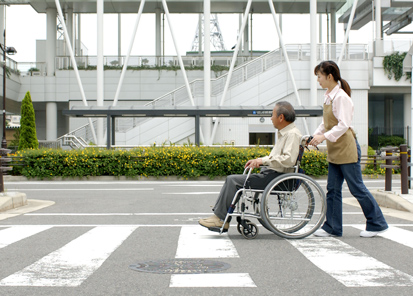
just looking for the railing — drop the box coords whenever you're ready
[4,56,19,75]
[55,55,255,71]
[57,134,89,149]
[17,62,47,77]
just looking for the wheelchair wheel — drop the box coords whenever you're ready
[260,173,326,239]
[240,222,259,239]
[236,218,250,235]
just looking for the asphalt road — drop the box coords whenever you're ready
[0,178,412,296]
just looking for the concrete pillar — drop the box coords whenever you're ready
[319,14,322,43]
[46,102,57,140]
[118,13,122,64]
[198,13,202,55]
[0,6,4,45]
[203,0,211,145]
[278,14,282,48]
[243,15,249,55]
[46,8,57,76]
[331,9,336,43]
[77,14,82,56]
[67,8,73,45]
[310,0,318,133]
[155,8,161,58]
[97,0,104,145]
[46,8,57,140]
[375,0,383,56]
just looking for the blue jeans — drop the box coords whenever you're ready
[322,141,388,236]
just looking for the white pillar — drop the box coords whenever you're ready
[77,14,82,56]
[0,6,4,45]
[155,8,161,58]
[46,8,57,140]
[319,14,322,43]
[243,15,249,56]
[375,0,383,56]
[278,14,282,48]
[203,0,211,145]
[331,9,336,43]
[198,14,203,55]
[118,13,122,64]
[310,0,318,134]
[46,102,57,140]
[46,8,57,76]
[97,0,104,145]
[67,8,73,45]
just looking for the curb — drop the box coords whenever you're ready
[371,189,413,213]
[0,192,27,212]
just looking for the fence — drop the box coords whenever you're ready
[380,145,409,194]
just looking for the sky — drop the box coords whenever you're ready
[4,3,413,63]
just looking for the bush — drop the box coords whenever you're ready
[12,146,332,179]
[300,150,328,176]
[377,135,405,148]
[18,91,39,150]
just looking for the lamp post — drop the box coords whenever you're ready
[1,29,17,148]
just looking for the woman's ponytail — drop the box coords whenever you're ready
[339,78,351,97]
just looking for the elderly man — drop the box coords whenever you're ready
[199,101,302,231]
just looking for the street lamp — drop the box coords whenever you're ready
[1,29,17,149]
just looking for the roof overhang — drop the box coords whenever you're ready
[63,105,323,118]
[5,0,347,14]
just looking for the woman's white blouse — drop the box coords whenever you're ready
[313,84,354,143]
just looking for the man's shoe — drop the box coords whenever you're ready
[313,229,335,237]
[360,228,388,238]
[199,216,229,230]
[202,215,219,222]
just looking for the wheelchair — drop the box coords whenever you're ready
[211,136,326,239]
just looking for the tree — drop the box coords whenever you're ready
[18,91,38,150]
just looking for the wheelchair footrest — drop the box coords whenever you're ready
[208,226,228,233]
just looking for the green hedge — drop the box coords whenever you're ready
[11,147,329,179]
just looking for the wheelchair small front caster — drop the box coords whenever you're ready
[241,222,259,239]
[236,217,250,235]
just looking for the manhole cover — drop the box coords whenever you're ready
[129,259,231,274]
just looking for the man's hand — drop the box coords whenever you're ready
[245,158,262,169]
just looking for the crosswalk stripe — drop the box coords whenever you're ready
[288,237,413,287]
[175,226,239,258]
[351,225,413,249]
[170,273,256,287]
[0,226,137,287]
[0,226,52,249]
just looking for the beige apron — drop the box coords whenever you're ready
[324,100,358,164]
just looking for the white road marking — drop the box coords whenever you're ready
[2,224,413,228]
[7,188,154,191]
[352,225,413,249]
[0,226,137,287]
[23,212,366,216]
[175,226,239,258]
[288,237,413,287]
[162,192,219,195]
[0,226,52,249]
[170,273,256,287]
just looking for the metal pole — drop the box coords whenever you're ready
[385,148,392,191]
[112,116,116,145]
[106,115,111,150]
[54,0,97,144]
[338,0,359,67]
[2,29,6,148]
[400,144,408,194]
[113,0,146,106]
[203,0,211,145]
[195,115,200,146]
